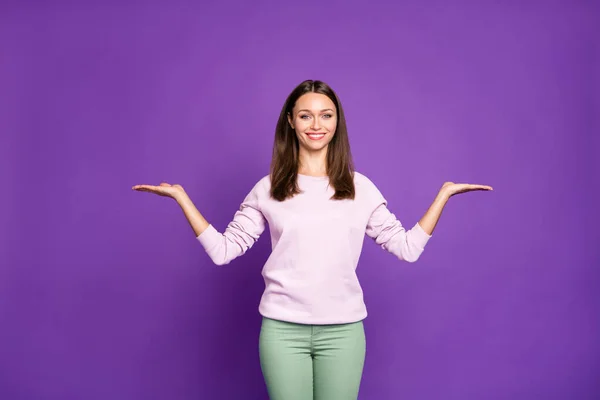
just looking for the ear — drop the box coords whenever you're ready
[287,112,294,129]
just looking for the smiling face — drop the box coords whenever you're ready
[287,92,337,154]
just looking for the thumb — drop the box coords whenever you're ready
[159,182,171,187]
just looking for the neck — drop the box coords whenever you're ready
[298,147,328,177]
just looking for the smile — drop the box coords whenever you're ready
[306,132,326,140]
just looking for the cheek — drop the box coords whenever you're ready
[295,118,309,129]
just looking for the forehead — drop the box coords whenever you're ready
[294,93,336,111]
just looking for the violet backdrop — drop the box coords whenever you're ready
[1,0,598,399]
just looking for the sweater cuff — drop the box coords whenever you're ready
[196,224,221,250]
[411,222,432,249]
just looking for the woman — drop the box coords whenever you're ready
[132,80,492,399]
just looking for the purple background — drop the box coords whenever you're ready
[1,1,598,399]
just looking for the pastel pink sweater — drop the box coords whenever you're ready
[196,172,432,325]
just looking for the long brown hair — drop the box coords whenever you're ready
[270,80,355,201]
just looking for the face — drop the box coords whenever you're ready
[288,92,337,153]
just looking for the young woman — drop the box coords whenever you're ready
[133,80,493,399]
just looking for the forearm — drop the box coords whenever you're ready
[174,192,210,237]
[418,189,450,236]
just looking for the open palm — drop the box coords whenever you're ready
[132,182,185,199]
[441,181,493,197]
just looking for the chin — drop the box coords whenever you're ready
[308,141,330,149]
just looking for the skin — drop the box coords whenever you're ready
[132,92,493,237]
[287,92,337,177]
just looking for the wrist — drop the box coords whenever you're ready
[436,188,451,203]
[173,191,190,204]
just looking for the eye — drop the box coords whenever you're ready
[322,114,333,119]
[300,115,311,120]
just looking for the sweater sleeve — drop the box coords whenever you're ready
[196,180,267,265]
[364,183,432,263]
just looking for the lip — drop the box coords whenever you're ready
[305,132,326,141]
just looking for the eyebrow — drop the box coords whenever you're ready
[297,109,335,113]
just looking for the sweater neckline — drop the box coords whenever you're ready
[297,173,329,181]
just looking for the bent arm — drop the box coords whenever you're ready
[176,187,266,266]
[175,192,210,236]
[417,190,450,236]
[366,203,432,262]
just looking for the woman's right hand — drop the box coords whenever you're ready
[132,182,186,200]
[133,182,209,237]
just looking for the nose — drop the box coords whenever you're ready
[311,117,321,130]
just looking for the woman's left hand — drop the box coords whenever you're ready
[440,182,493,198]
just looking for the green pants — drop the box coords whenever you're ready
[259,316,366,400]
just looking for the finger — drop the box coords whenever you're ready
[132,184,158,191]
[469,184,493,191]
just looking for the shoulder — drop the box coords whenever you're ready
[249,174,271,195]
[353,171,387,204]
[353,171,379,191]
[239,174,271,208]
[258,174,271,188]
